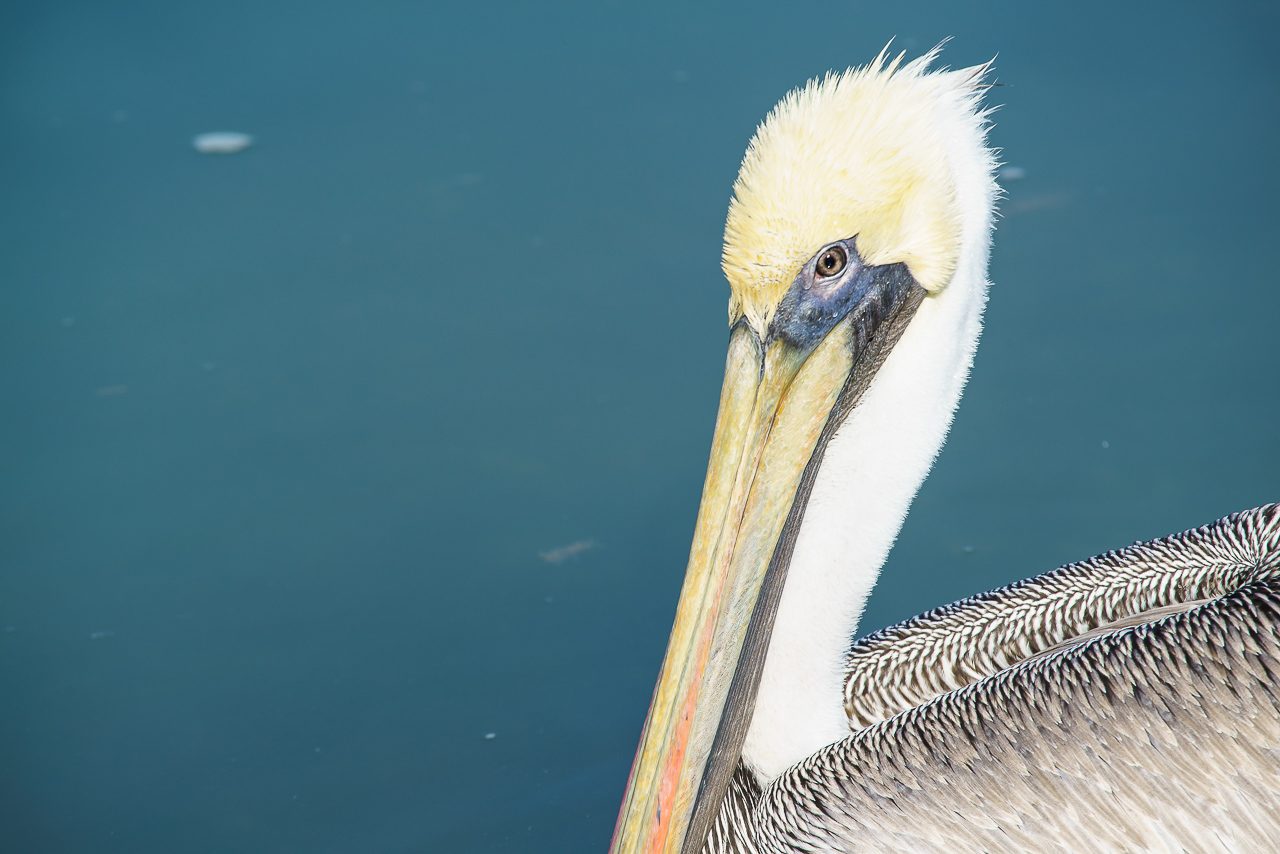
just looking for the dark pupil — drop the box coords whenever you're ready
[816,246,847,277]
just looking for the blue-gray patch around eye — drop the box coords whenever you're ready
[768,238,916,354]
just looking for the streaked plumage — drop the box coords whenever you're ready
[608,47,1279,854]
[711,506,1280,853]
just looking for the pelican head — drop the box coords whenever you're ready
[610,48,998,854]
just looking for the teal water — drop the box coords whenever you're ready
[1,2,1276,851]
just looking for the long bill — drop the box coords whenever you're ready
[609,262,925,854]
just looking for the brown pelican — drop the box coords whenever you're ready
[608,48,1280,854]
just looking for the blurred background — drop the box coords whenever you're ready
[1,2,1276,851]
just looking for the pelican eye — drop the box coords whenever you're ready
[815,245,847,278]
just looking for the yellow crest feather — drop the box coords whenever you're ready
[722,48,992,331]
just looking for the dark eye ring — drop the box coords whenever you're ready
[815,245,847,278]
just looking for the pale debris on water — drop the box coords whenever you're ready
[539,539,597,564]
[998,165,1026,181]
[1006,191,1073,215]
[193,132,253,154]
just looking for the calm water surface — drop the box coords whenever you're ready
[1,2,1277,851]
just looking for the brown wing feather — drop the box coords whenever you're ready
[705,506,1280,853]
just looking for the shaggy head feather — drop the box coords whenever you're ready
[722,47,993,332]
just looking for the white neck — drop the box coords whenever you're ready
[741,82,997,783]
